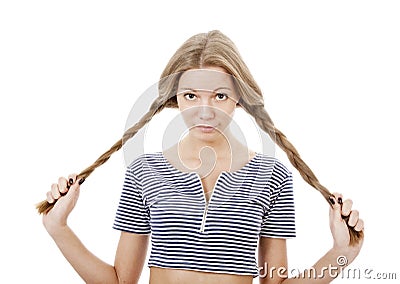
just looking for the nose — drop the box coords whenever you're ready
[198,105,215,121]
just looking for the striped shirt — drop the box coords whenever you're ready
[113,152,296,278]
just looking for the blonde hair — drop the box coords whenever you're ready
[37,30,362,245]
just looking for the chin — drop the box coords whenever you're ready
[190,127,227,143]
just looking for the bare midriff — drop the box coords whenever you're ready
[149,267,254,284]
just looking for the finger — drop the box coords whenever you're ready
[341,199,353,217]
[354,218,364,232]
[46,191,55,203]
[331,192,343,204]
[58,177,68,194]
[348,210,359,227]
[64,176,81,200]
[329,193,343,220]
[67,174,78,186]
[51,183,61,200]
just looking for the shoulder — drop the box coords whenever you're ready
[254,153,291,173]
[126,151,170,176]
[253,152,292,185]
[127,151,164,169]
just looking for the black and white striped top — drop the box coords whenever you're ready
[113,152,296,278]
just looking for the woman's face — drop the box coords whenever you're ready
[176,66,239,141]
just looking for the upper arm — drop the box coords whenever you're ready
[259,170,296,239]
[258,162,296,284]
[258,237,288,284]
[114,232,150,284]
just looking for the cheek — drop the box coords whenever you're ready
[176,96,184,110]
[177,96,196,112]
[221,102,237,116]
[214,105,235,126]
[180,107,197,125]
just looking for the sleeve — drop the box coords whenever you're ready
[113,167,151,234]
[259,170,296,238]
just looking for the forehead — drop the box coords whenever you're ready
[178,69,234,90]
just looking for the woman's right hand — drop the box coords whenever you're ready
[42,174,81,235]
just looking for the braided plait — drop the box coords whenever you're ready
[247,103,332,201]
[36,95,167,214]
[240,101,363,245]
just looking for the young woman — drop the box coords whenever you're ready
[42,30,364,284]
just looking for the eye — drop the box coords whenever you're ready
[183,93,197,101]
[215,93,228,101]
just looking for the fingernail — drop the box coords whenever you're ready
[69,178,74,185]
[329,196,336,205]
[338,197,343,205]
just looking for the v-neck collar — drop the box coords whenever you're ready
[158,151,260,176]
[157,151,261,207]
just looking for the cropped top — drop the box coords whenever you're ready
[113,152,296,278]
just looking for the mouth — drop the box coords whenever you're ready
[194,124,218,133]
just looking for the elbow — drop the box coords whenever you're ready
[113,266,141,284]
[88,267,120,284]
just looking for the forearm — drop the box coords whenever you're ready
[281,247,353,284]
[49,225,119,284]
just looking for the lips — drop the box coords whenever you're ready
[195,124,217,133]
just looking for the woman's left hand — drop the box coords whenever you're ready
[329,193,364,264]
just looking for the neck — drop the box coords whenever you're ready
[180,129,241,159]
[163,128,254,175]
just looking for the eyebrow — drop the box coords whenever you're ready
[178,87,232,92]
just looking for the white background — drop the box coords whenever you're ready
[1,1,399,283]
